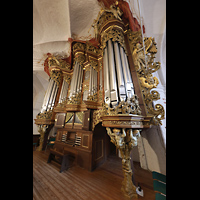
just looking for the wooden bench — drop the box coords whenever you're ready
[152,171,166,200]
[47,148,69,173]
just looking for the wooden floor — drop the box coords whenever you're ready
[33,149,155,200]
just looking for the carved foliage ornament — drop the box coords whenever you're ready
[36,109,53,120]
[102,94,141,116]
[127,31,165,125]
[48,55,71,71]
[49,70,62,87]
[101,27,127,54]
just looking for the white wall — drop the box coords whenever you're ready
[33,71,49,135]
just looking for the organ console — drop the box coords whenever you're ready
[34,3,165,199]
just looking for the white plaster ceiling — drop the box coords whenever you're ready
[33,0,165,77]
[33,0,166,101]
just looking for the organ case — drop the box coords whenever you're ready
[34,4,165,198]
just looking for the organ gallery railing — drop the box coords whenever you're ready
[34,2,164,199]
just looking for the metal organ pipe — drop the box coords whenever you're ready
[124,53,135,97]
[77,65,83,93]
[73,63,79,96]
[48,81,57,110]
[63,81,69,101]
[107,40,118,106]
[103,39,136,108]
[113,42,126,102]
[120,46,134,99]
[99,68,102,90]
[58,80,64,103]
[94,69,97,93]
[69,61,84,100]
[79,67,83,92]
[51,83,58,109]
[40,78,53,112]
[58,79,68,103]
[69,61,78,98]
[103,47,110,105]
[89,65,92,96]
[45,80,55,110]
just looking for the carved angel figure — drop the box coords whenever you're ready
[129,129,140,148]
[132,43,146,72]
[114,128,126,148]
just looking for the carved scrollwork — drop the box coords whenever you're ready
[102,94,141,116]
[101,27,127,54]
[92,109,103,131]
[36,109,53,120]
[127,31,165,125]
[87,92,98,102]
[48,55,71,70]
[66,92,82,105]
[49,70,62,87]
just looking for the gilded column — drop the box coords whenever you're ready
[36,125,49,151]
[106,128,140,199]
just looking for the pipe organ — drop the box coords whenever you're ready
[34,3,164,199]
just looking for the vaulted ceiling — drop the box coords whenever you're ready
[33,0,166,109]
[33,0,166,81]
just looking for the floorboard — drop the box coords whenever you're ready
[33,149,155,200]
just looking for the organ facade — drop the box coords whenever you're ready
[34,3,164,199]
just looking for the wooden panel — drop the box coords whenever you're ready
[82,110,91,131]
[73,123,82,129]
[82,135,89,148]
[54,113,66,128]
[77,150,92,171]
[56,130,63,142]
[95,140,103,161]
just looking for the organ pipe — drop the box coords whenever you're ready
[48,82,57,110]
[124,52,135,97]
[99,68,102,90]
[113,42,126,102]
[73,63,79,96]
[69,61,78,98]
[89,65,92,96]
[40,78,52,112]
[107,40,118,106]
[58,80,64,103]
[103,47,110,105]
[51,84,58,109]
[103,39,136,107]
[68,61,84,100]
[119,46,133,99]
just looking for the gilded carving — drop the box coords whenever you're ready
[63,73,72,85]
[100,27,127,54]
[87,92,98,102]
[92,109,103,130]
[49,70,62,87]
[102,94,141,116]
[92,3,123,36]
[76,111,84,123]
[48,55,71,70]
[36,109,53,120]
[127,31,165,125]
[90,60,98,71]
[106,127,140,199]
[67,92,82,105]
[72,42,85,52]
[65,112,74,123]
[74,54,85,67]
[37,125,49,151]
